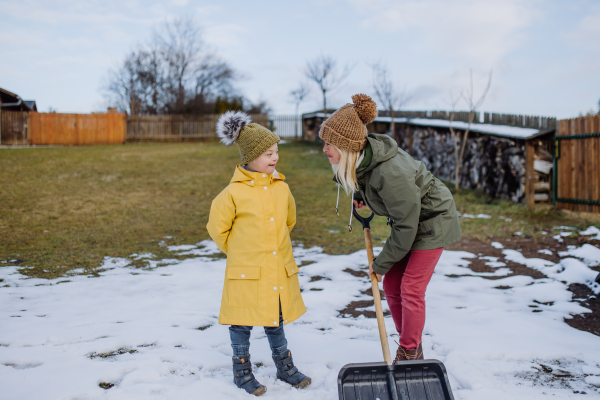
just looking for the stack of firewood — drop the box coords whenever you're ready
[395,126,552,203]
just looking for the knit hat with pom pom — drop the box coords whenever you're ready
[319,94,378,152]
[216,111,280,164]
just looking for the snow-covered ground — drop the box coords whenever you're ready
[2,239,600,400]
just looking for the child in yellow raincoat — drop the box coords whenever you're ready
[207,111,310,396]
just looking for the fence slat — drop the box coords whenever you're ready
[0,111,29,145]
[556,114,600,213]
[26,112,126,145]
[125,114,302,141]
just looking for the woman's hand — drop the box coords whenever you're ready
[369,267,382,282]
[353,200,367,210]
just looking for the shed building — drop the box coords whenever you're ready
[302,111,556,206]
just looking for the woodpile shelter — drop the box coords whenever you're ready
[0,87,37,145]
[0,87,37,112]
[302,111,556,206]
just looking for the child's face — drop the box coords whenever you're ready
[246,143,279,175]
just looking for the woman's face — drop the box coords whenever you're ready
[323,142,341,165]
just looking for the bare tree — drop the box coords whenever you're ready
[371,62,412,138]
[154,16,203,113]
[452,69,493,193]
[104,51,143,115]
[305,55,354,118]
[446,90,461,192]
[290,82,310,137]
[103,17,238,115]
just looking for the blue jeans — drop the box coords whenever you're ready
[229,304,288,357]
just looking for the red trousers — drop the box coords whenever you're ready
[382,247,444,350]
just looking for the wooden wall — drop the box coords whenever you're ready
[556,114,600,213]
[27,112,126,145]
[0,111,29,145]
[126,114,269,141]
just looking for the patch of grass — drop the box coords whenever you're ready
[196,324,212,331]
[88,348,137,359]
[1,141,597,279]
[439,179,599,242]
[98,382,114,390]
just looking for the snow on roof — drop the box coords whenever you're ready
[302,112,553,140]
[374,116,548,140]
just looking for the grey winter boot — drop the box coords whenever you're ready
[232,356,267,396]
[272,351,311,389]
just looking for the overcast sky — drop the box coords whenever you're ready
[1,0,599,118]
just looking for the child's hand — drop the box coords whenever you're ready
[353,200,367,210]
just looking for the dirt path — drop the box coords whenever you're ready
[335,234,600,337]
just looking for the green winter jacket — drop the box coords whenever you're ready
[352,134,461,275]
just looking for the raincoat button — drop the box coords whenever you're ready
[251,180,254,184]
[264,186,267,190]
[291,269,294,272]
[280,286,283,290]
[262,174,266,177]
[273,251,276,255]
[270,218,274,221]
[273,287,277,290]
[241,274,245,278]
[273,321,277,325]
[285,320,288,323]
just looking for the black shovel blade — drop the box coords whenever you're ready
[338,360,455,400]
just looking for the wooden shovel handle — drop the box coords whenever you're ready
[364,227,393,366]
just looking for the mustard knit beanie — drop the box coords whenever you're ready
[319,94,378,152]
[216,111,280,164]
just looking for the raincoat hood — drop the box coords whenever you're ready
[356,134,398,177]
[231,164,285,185]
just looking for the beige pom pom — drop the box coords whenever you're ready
[351,93,378,124]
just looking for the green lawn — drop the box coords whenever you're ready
[1,141,597,279]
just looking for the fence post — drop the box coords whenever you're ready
[526,140,536,210]
[179,116,183,141]
[0,107,2,145]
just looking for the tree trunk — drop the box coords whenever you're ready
[449,112,459,193]
[455,111,475,193]
[295,103,299,138]
[323,89,327,122]
[389,106,395,138]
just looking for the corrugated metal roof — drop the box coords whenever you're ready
[302,112,554,140]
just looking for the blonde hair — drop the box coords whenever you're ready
[333,145,361,194]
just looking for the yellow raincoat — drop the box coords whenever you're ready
[207,165,306,327]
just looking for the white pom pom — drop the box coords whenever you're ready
[216,111,252,145]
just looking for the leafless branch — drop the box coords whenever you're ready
[453,69,493,192]
[305,54,354,116]
[290,82,310,115]
[370,61,412,137]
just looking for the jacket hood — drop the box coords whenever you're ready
[230,164,285,185]
[357,133,398,176]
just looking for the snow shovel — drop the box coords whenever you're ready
[337,208,455,400]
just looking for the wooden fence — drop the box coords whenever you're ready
[126,114,302,141]
[554,114,600,213]
[0,110,29,145]
[126,114,270,141]
[484,112,556,130]
[28,112,126,145]
[0,111,126,146]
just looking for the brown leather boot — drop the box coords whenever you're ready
[394,342,424,362]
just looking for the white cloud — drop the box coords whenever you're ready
[350,0,542,66]
[566,8,600,51]
[204,23,246,48]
